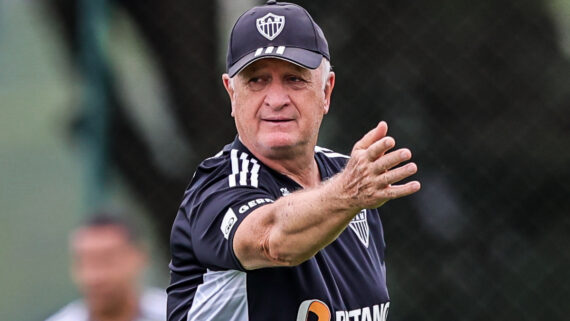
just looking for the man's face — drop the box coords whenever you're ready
[223,58,335,159]
[70,226,145,314]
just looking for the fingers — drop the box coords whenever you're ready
[378,162,417,187]
[341,121,421,209]
[353,121,388,151]
[367,137,395,161]
[372,148,411,173]
[380,181,421,201]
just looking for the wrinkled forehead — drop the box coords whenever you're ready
[238,57,314,77]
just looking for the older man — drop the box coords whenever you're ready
[167,1,420,321]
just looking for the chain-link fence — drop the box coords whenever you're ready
[41,0,570,319]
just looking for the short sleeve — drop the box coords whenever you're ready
[187,183,275,271]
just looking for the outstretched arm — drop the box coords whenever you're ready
[233,121,421,270]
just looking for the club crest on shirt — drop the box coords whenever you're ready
[349,210,369,248]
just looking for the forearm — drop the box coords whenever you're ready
[267,175,361,264]
[234,173,361,269]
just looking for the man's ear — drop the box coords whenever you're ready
[222,74,236,117]
[323,71,335,114]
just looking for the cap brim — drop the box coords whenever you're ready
[228,47,323,77]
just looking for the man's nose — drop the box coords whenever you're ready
[263,81,291,109]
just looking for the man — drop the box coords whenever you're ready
[46,215,166,321]
[167,1,420,320]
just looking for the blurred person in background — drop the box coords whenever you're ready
[45,214,166,321]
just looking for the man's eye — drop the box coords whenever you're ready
[250,76,270,84]
[287,76,308,89]
[247,77,267,90]
[287,76,303,82]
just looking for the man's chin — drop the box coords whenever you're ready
[261,135,297,150]
[257,137,308,159]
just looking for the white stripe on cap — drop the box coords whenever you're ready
[254,46,286,57]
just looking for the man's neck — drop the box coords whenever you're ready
[253,146,321,188]
[89,293,139,321]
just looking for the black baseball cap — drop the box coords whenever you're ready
[226,0,330,77]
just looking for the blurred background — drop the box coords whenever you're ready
[1,0,569,320]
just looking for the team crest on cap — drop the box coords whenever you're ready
[349,210,369,248]
[256,13,285,40]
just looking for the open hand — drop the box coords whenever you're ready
[339,121,421,209]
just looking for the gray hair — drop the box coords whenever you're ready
[320,58,331,90]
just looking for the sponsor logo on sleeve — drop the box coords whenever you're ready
[238,198,274,214]
[220,208,238,240]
